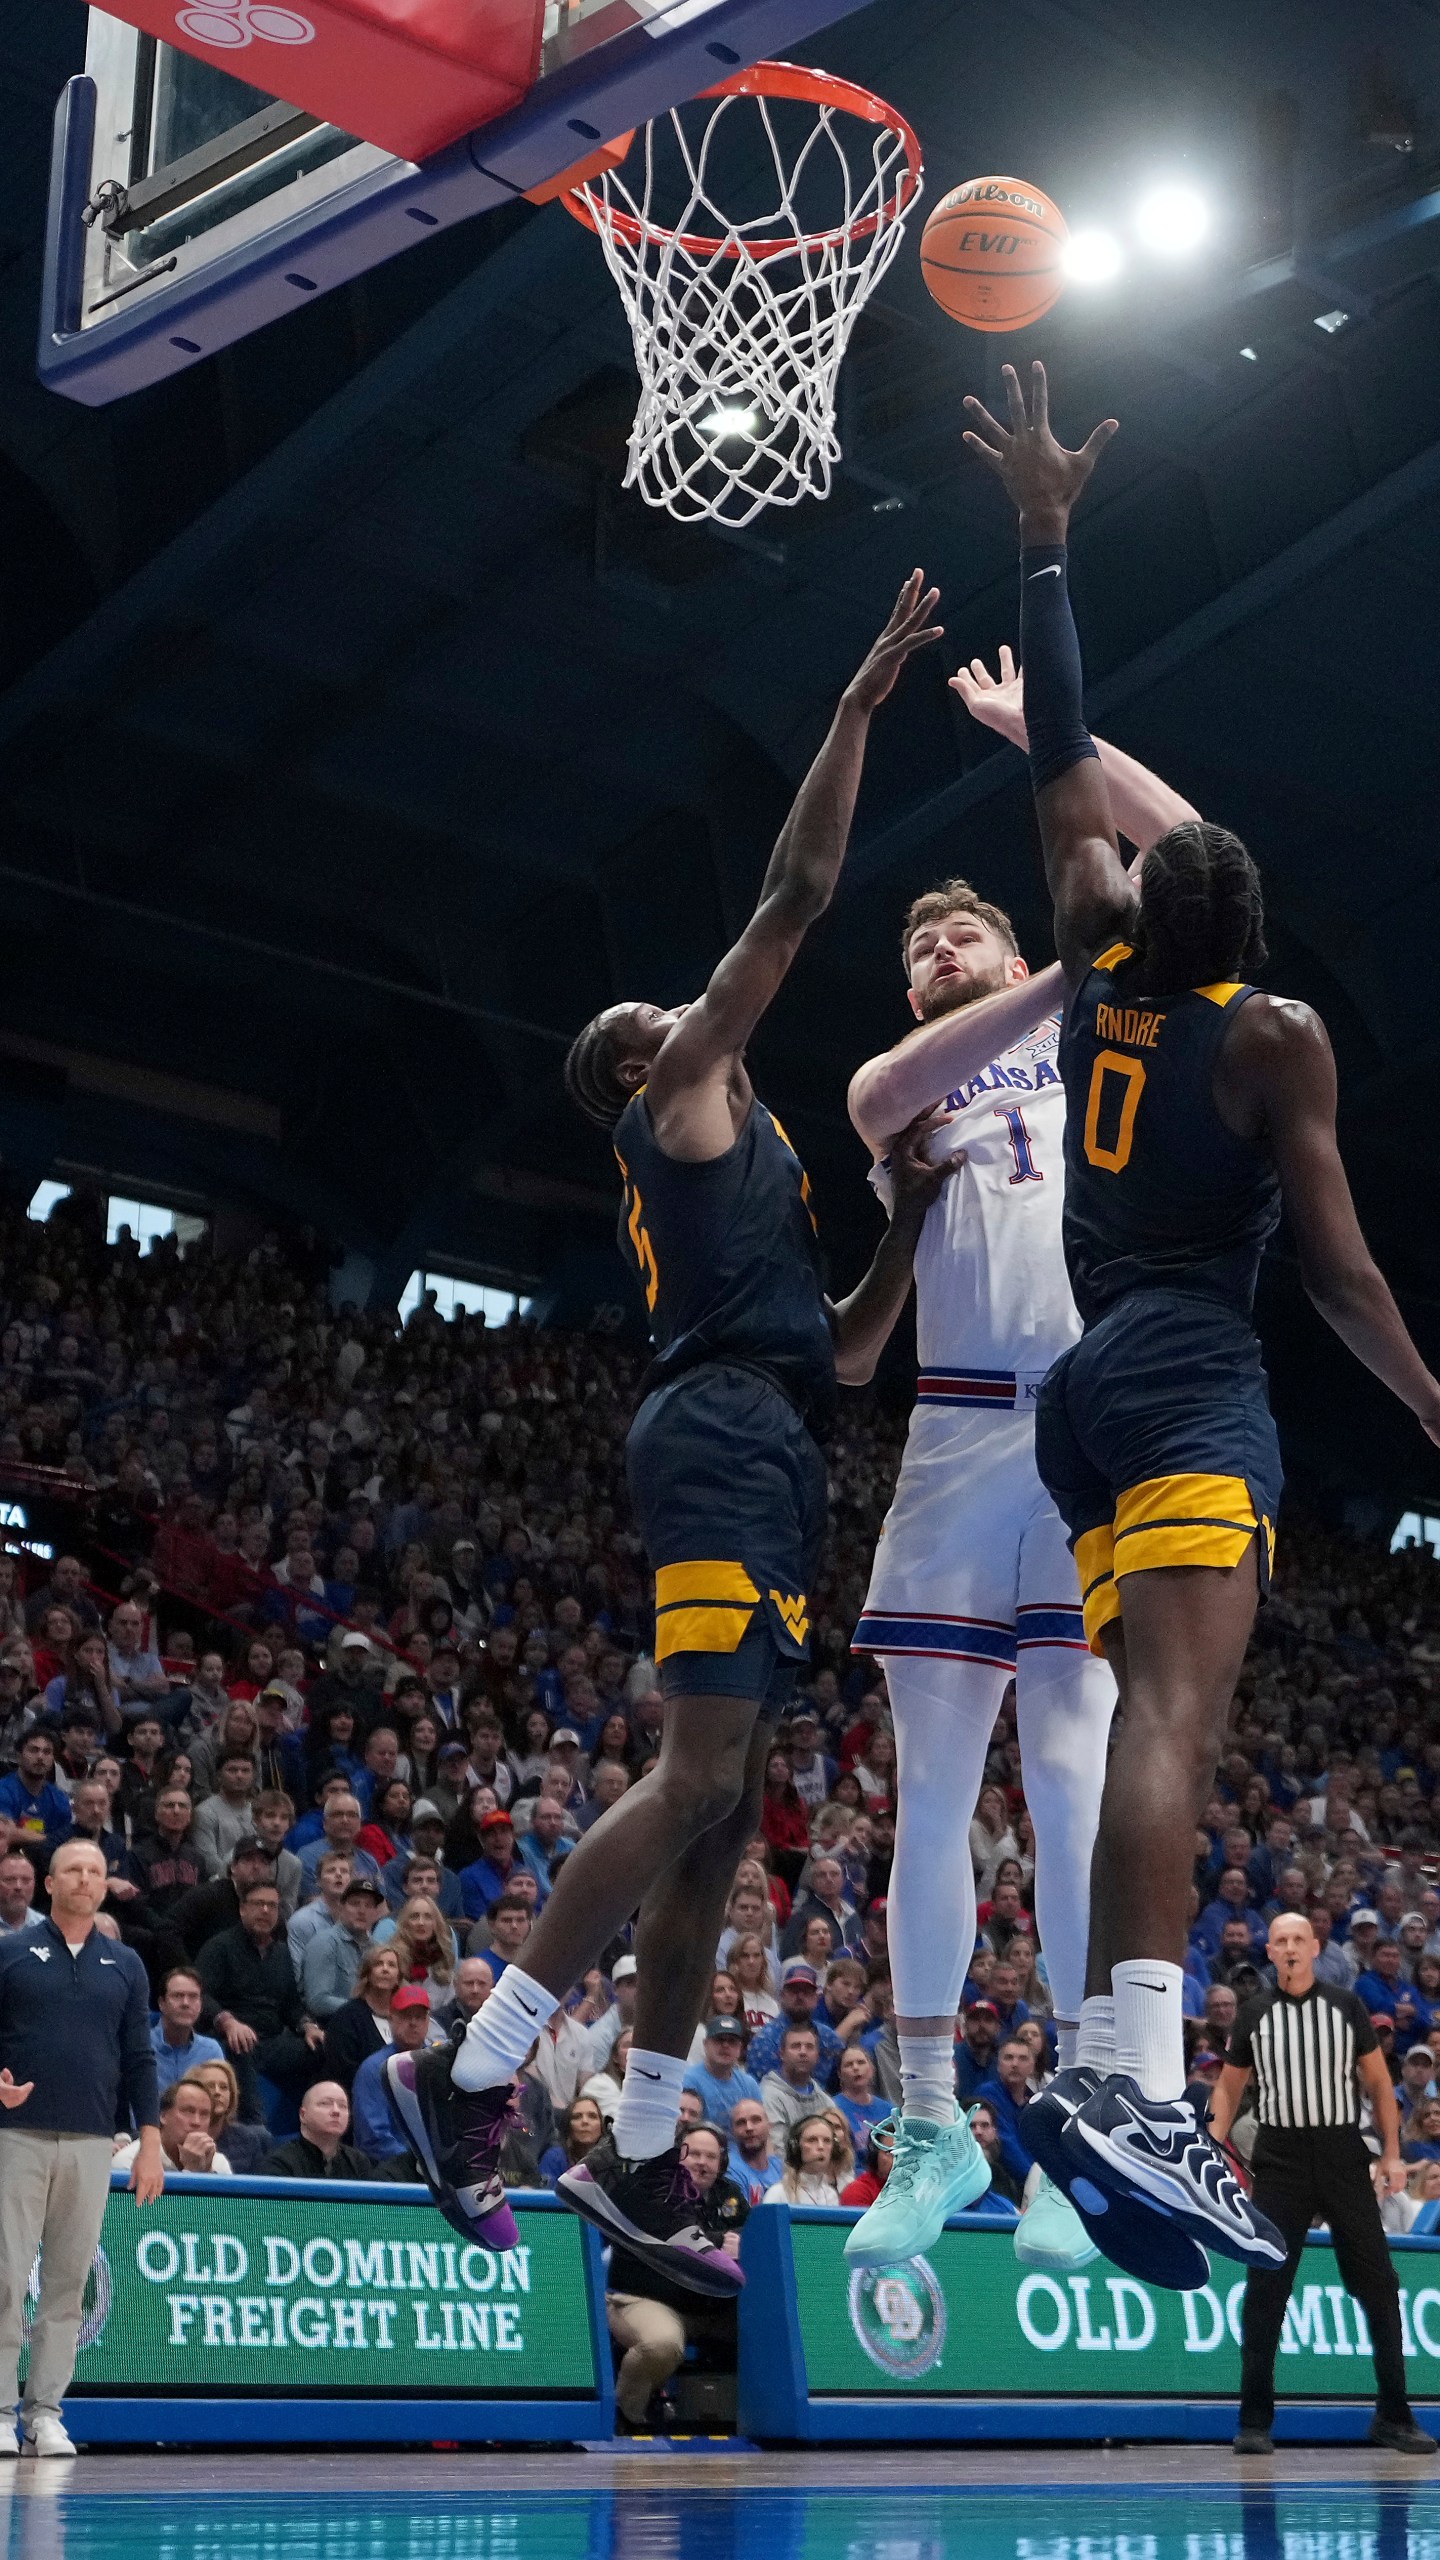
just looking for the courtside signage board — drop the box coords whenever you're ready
[738,2210,1440,2439]
[44,2185,598,2398]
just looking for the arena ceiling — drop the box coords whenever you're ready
[3,0,1440,1504]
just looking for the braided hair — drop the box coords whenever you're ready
[564,1012,631,1130]
[1132,821,1266,998]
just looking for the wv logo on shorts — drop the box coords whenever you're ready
[176,0,315,50]
[769,1591,810,1646]
[848,2260,947,2378]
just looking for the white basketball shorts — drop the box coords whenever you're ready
[854,1393,1089,1672]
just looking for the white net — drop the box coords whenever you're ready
[569,69,922,529]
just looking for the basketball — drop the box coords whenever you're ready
[920,174,1068,332]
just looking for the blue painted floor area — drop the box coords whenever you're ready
[6,2482,1440,2560]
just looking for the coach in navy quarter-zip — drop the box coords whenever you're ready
[0,1837,163,2459]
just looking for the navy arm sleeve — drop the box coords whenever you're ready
[1020,544,1101,795]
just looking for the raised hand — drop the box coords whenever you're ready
[963,362,1117,542]
[950,643,1025,745]
[845,572,945,715]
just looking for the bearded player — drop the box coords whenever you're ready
[842,669,1201,2276]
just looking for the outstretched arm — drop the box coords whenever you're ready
[951,646,1200,853]
[963,363,1133,982]
[1229,996,1440,1443]
[849,966,1065,1151]
[830,1115,955,1386]
[648,576,943,1138]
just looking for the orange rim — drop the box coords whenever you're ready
[561,60,923,263]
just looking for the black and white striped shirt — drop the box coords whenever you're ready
[1229,1983,1378,2131]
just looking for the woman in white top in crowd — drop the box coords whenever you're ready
[727,1933,781,2033]
[764,2114,843,2208]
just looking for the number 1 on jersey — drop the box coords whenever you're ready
[996,1106,1043,1186]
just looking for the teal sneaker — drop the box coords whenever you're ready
[1014,2170,1101,2272]
[844,2111,991,2266]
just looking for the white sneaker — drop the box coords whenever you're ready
[21,2415,76,2458]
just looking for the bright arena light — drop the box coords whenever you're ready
[1134,183,1209,258]
[1063,228,1125,285]
[700,404,759,440]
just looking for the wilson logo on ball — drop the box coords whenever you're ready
[946,181,1049,223]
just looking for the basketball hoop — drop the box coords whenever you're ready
[563,63,923,529]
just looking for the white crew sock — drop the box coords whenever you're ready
[452,1965,558,2092]
[1075,1994,1116,2075]
[612,2049,688,2162]
[1112,1960,1185,2103]
[1054,2017,1080,2072]
[898,2033,958,2125]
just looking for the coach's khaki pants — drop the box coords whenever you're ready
[0,2130,115,2424]
[606,2293,687,2422]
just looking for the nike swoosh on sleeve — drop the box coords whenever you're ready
[1027,564,1063,581]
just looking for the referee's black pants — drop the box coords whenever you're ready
[1239,2127,1411,2429]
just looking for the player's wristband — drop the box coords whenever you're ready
[1020,542,1100,795]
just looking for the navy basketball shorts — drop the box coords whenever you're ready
[1034,1286,1284,1656]
[626,1362,829,1715]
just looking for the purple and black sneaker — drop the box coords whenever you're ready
[383,2046,519,2251]
[558,2133,744,2298]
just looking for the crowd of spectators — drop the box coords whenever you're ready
[4,1203,1440,2404]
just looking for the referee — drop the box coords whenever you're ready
[1208,1909,1435,2458]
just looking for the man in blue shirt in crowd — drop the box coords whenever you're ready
[149,1965,225,2092]
[351,1985,440,2166]
[955,2001,1000,2106]
[682,2020,762,2135]
[747,1962,845,2080]
[727,2096,782,2201]
[1193,1867,1268,1961]
[973,2036,1035,2188]
[0,1733,71,1840]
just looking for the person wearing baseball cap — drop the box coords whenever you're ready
[351,1984,438,2168]
[457,1812,521,1925]
[301,1875,389,2020]
[682,2017,762,2135]
[745,1960,846,2083]
[956,2000,1001,2106]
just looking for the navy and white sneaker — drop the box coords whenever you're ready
[1019,2065,1211,2292]
[1062,2074,1286,2268]
[383,2047,519,2251]
[558,2134,744,2299]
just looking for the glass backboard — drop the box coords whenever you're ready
[41,0,868,405]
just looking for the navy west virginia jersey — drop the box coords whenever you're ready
[1058,939,1281,1324]
[1038,937,1285,1653]
[613,1090,837,1437]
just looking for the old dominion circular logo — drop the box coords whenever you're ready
[847,2258,946,2378]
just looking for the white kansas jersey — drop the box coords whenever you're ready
[871,1012,1080,1399]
